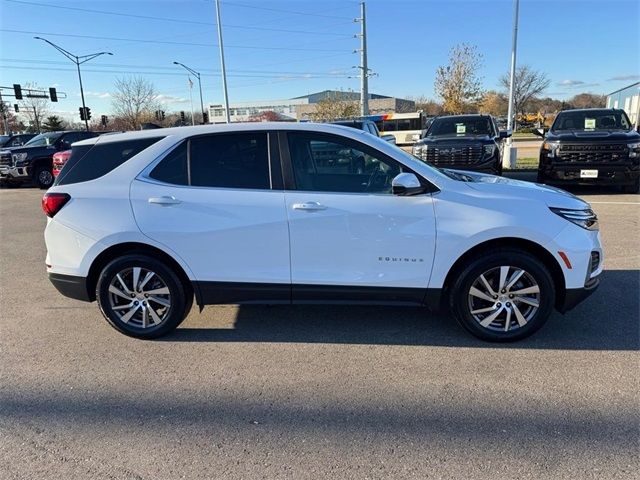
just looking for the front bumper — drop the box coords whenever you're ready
[540,163,639,185]
[49,273,92,302]
[558,276,599,313]
[0,165,30,180]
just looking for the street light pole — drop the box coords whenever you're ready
[506,0,520,137]
[215,0,231,123]
[173,61,205,123]
[34,37,112,131]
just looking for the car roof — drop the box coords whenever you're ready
[73,122,370,146]
[557,108,622,113]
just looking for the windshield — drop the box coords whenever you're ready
[24,132,63,147]
[552,110,632,132]
[428,116,494,137]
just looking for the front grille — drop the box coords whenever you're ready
[556,144,628,163]
[590,251,600,274]
[0,152,12,167]
[418,144,484,166]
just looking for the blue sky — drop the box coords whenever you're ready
[1,0,638,122]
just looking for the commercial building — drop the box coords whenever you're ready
[606,82,640,127]
[208,90,415,123]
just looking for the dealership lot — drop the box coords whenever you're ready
[0,182,638,479]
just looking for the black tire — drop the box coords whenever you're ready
[621,178,639,194]
[536,170,547,184]
[34,166,54,189]
[449,249,555,342]
[96,254,191,339]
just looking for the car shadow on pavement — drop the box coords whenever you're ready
[163,270,639,351]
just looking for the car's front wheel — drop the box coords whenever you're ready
[96,255,192,339]
[35,166,54,189]
[449,249,555,342]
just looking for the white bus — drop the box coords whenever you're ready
[367,112,428,145]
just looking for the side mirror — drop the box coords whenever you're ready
[392,172,425,196]
[533,128,546,137]
[381,134,396,144]
[499,129,512,139]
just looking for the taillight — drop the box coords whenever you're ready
[42,193,70,217]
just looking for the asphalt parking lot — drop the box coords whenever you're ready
[1,178,638,480]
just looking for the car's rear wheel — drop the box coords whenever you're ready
[35,166,54,189]
[449,249,555,342]
[96,255,191,339]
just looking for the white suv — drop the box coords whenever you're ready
[43,123,603,341]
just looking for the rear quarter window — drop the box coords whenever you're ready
[56,137,164,186]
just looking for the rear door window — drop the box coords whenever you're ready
[56,137,164,186]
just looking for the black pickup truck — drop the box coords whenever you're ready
[535,108,640,193]
[411,114,510,175]
[0,130,98,188]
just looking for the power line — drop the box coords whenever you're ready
[1,58,350,76]
[0,29,350,53]
[1,64,350,79]
[222,1,354,20]
[3,0,353,37]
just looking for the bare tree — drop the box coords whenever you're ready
[111,77,160,130]
[18,82,50,133]
[567,93,606,109]
[499,65,551,118]
[410,96,444,116]
[434,43,484,114]
[308,93,359,122]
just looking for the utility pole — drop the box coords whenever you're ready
[506,0,520,136]
[33,106,40,133]
[215,0,231,123]
[34,37,112,131]
[188,77,195,126]
[504,0,520,169]
[355,1,369,117]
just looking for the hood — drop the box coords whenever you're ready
[547,130,640,142]
[1,145,56,155]
[416,135,493,145]
[448,170,589,210]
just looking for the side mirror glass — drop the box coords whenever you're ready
[533,128,546,137]
[392,172,425,196]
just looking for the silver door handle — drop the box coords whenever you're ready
[292,201,327,211]
[148,196,181,206]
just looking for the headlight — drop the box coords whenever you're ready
[542,141,559,157]
[483,144,496,156]
[12,152,28,163]
[628,142,640,158]
[549,207,598,231]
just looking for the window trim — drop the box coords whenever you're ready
[139,131,282,191]
[278,130,437,195]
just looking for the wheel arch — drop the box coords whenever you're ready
[438,237,566,311]
[86,242,197,304]
[31,155,54,174]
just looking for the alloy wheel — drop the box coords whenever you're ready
[107,267,171,328]
[467,265,541,332]
[38,170,53,186]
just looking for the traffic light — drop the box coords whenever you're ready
[13,84,22,100]
[13,104,19,113]
[202,111,209,124]
[101,115,108,127]
[154,110,160,121]
[49,87,58,102]
[86,107,91,120]
[180,111,185,122]
[161,110,165,120]
[79,107,85,120]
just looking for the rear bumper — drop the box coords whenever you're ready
[558,276,599,313]
[540,163,639,185]
[48,273,92,302]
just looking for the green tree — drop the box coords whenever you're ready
[41,115,66,132]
